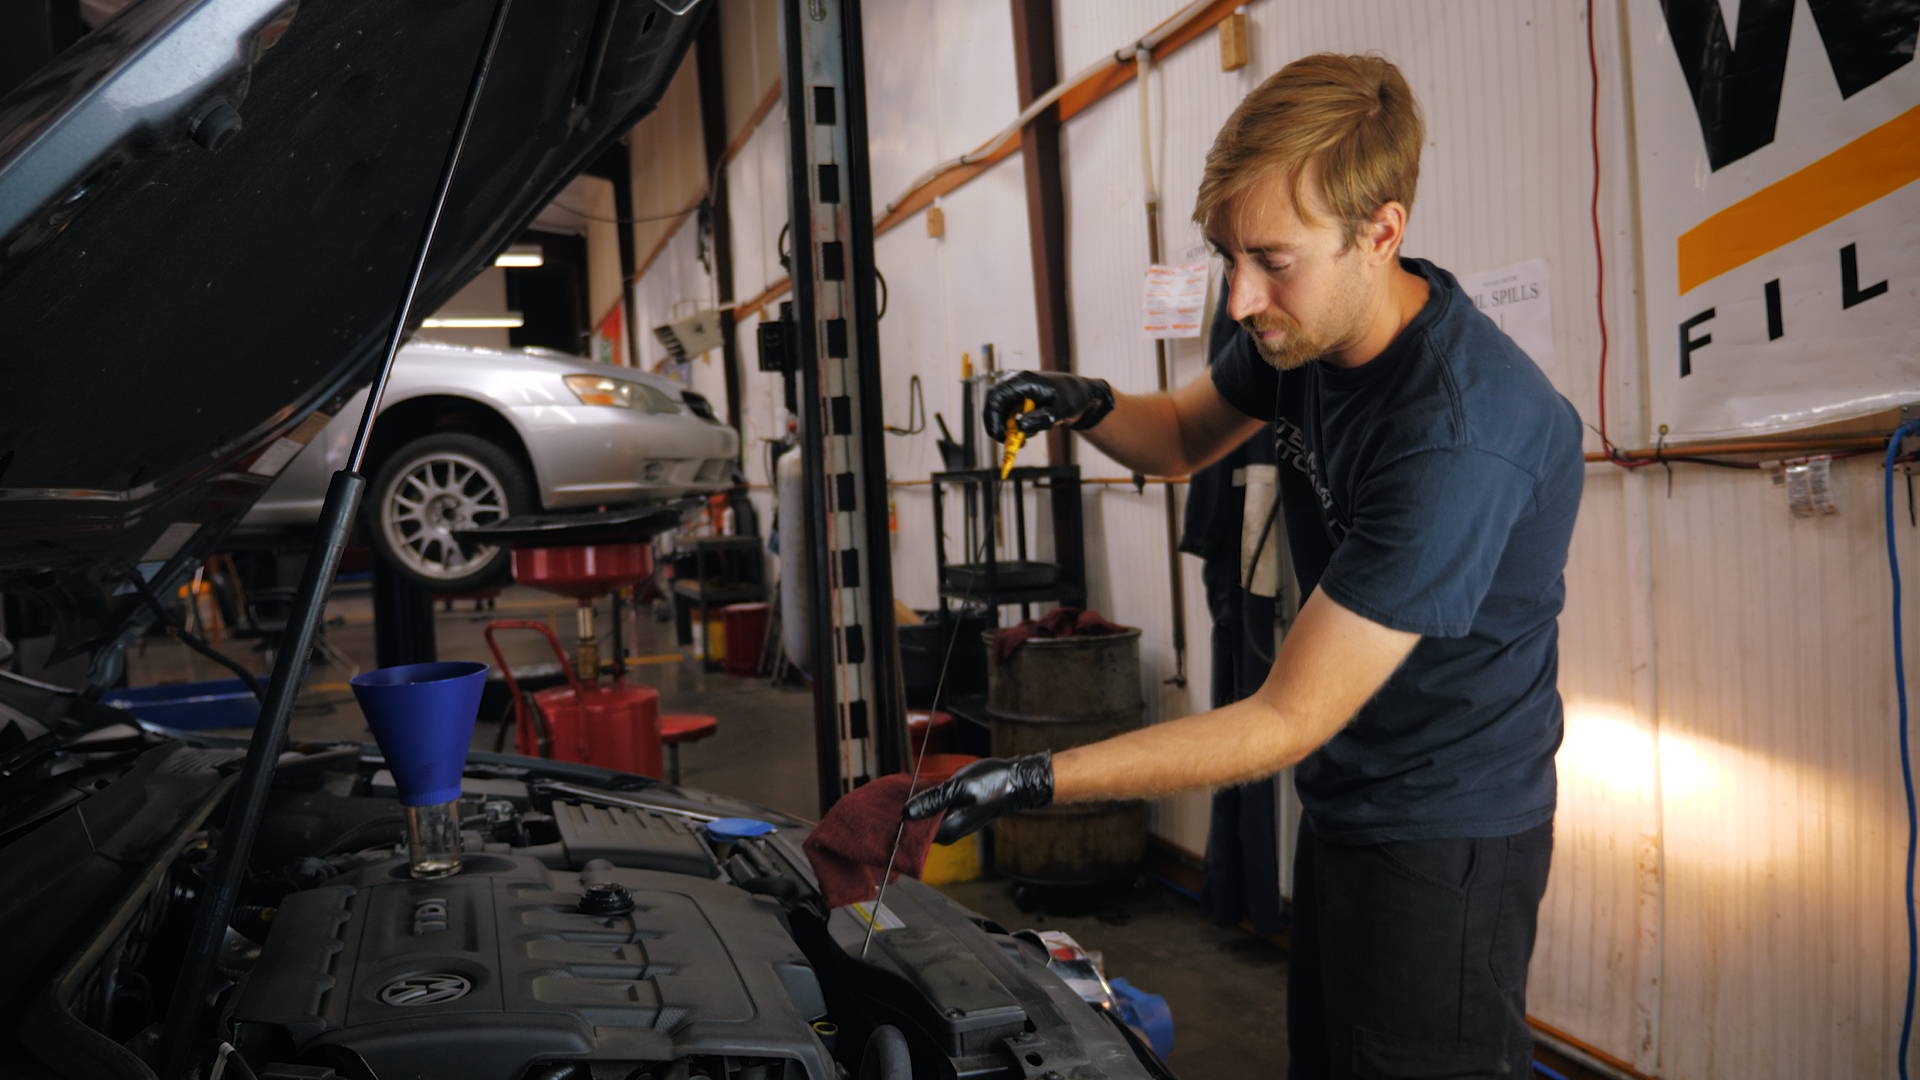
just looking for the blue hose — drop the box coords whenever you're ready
[1532,1062,1572,1080]
[1890,420,1920,1080]
[1153,874,1201,903]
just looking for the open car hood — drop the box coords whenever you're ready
[0,0,703,670]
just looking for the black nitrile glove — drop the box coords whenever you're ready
[903,752,1055,844]
[982,371,1115,442]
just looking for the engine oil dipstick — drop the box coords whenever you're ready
[811,1020,839,1053]
[999,399,1035,479]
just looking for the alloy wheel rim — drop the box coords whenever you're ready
[379,451,508,581]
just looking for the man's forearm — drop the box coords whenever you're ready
[1047,592,1423,804]
[1078,379,1263,478]
[1079,390,1203,477]
[906,593,1420,831]
[1048,696,1317,803]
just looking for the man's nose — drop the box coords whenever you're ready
[1226,263,1267,323]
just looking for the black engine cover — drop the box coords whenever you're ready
[231,852,834,1079]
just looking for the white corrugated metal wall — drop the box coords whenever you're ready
[621,2,1920,1074]
[1053,26,1221,852]
[727,101,789,521]
[1639,458,1916,1078]
[717,0,788,514]
[863,0,1043,616]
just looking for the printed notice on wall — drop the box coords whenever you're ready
[1142,263,1208,339]
[1459,258,1554,367]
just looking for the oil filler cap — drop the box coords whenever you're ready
[578,881,635,915]
[707,817,776,841]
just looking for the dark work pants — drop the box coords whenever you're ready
[1287,819,1553,1079]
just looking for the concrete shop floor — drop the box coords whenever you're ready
[125,579,1288,1076]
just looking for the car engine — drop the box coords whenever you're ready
[0,737,1170,1080]
[231,802,836,1080]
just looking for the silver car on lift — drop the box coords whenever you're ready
[242,340,738,592]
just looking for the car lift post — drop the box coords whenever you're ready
[370,553,438,668]
[781,0,907,813]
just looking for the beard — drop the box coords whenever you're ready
[1238,253,1370,370]
[1241,312,1331,371]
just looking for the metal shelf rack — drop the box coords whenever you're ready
[930,464,1085,621]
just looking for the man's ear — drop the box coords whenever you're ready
[1358,201,1407,266]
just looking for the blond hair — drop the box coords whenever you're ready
[1194,54,1423,247]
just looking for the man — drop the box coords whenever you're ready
[905,54,1583,1077]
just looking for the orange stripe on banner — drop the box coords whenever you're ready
[1677,104,1920,294]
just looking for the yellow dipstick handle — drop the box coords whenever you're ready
[999,399,1035,479]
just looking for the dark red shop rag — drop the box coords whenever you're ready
[803,774,943,909]
[991,606,1129,664]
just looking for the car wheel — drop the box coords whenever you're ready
[368,433,531,592]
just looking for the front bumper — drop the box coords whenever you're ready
[512,405,739,510]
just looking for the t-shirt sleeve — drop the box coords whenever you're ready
[1207,321,1277,422]
[1316,448,1536,637]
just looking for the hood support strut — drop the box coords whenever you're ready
[156,2,517,1074]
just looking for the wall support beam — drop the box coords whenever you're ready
[1010,0,1072,466]
[696,6,743,435]
[585,145,643,367]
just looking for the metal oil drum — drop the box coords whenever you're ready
[984,626,1147,885]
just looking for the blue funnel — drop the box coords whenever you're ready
[350,661,488,807]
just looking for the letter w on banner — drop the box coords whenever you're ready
[1629,0,1919,440]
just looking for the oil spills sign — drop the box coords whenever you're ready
[1460,259,1554,374]
[1630,0,1918,440]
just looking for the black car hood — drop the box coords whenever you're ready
[0,0,704,668]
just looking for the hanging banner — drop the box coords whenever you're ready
[1627,0,1919,440]
[592,301,625,368]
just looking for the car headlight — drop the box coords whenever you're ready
[563,374,680,414]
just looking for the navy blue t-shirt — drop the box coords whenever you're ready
[1211,257,1584,843]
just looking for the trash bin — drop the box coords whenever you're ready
[985,625,1147,885]
[721,602,770,676]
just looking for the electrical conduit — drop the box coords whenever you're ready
[1133,41,1187,688]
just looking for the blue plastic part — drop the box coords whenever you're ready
[349,661,488,807]
[706,817,776,840]
[1888,419,1920,1080]
[102,678,258,730]
[1108,976,1174,1060]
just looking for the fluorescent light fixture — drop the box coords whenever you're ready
[494,246,544,268]
[421,314,525,329]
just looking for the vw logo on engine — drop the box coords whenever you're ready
[379,972,472,1007]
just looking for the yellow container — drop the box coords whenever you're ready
[922,831,982,884]
[690,616,727,664]
[914,753,985,884]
